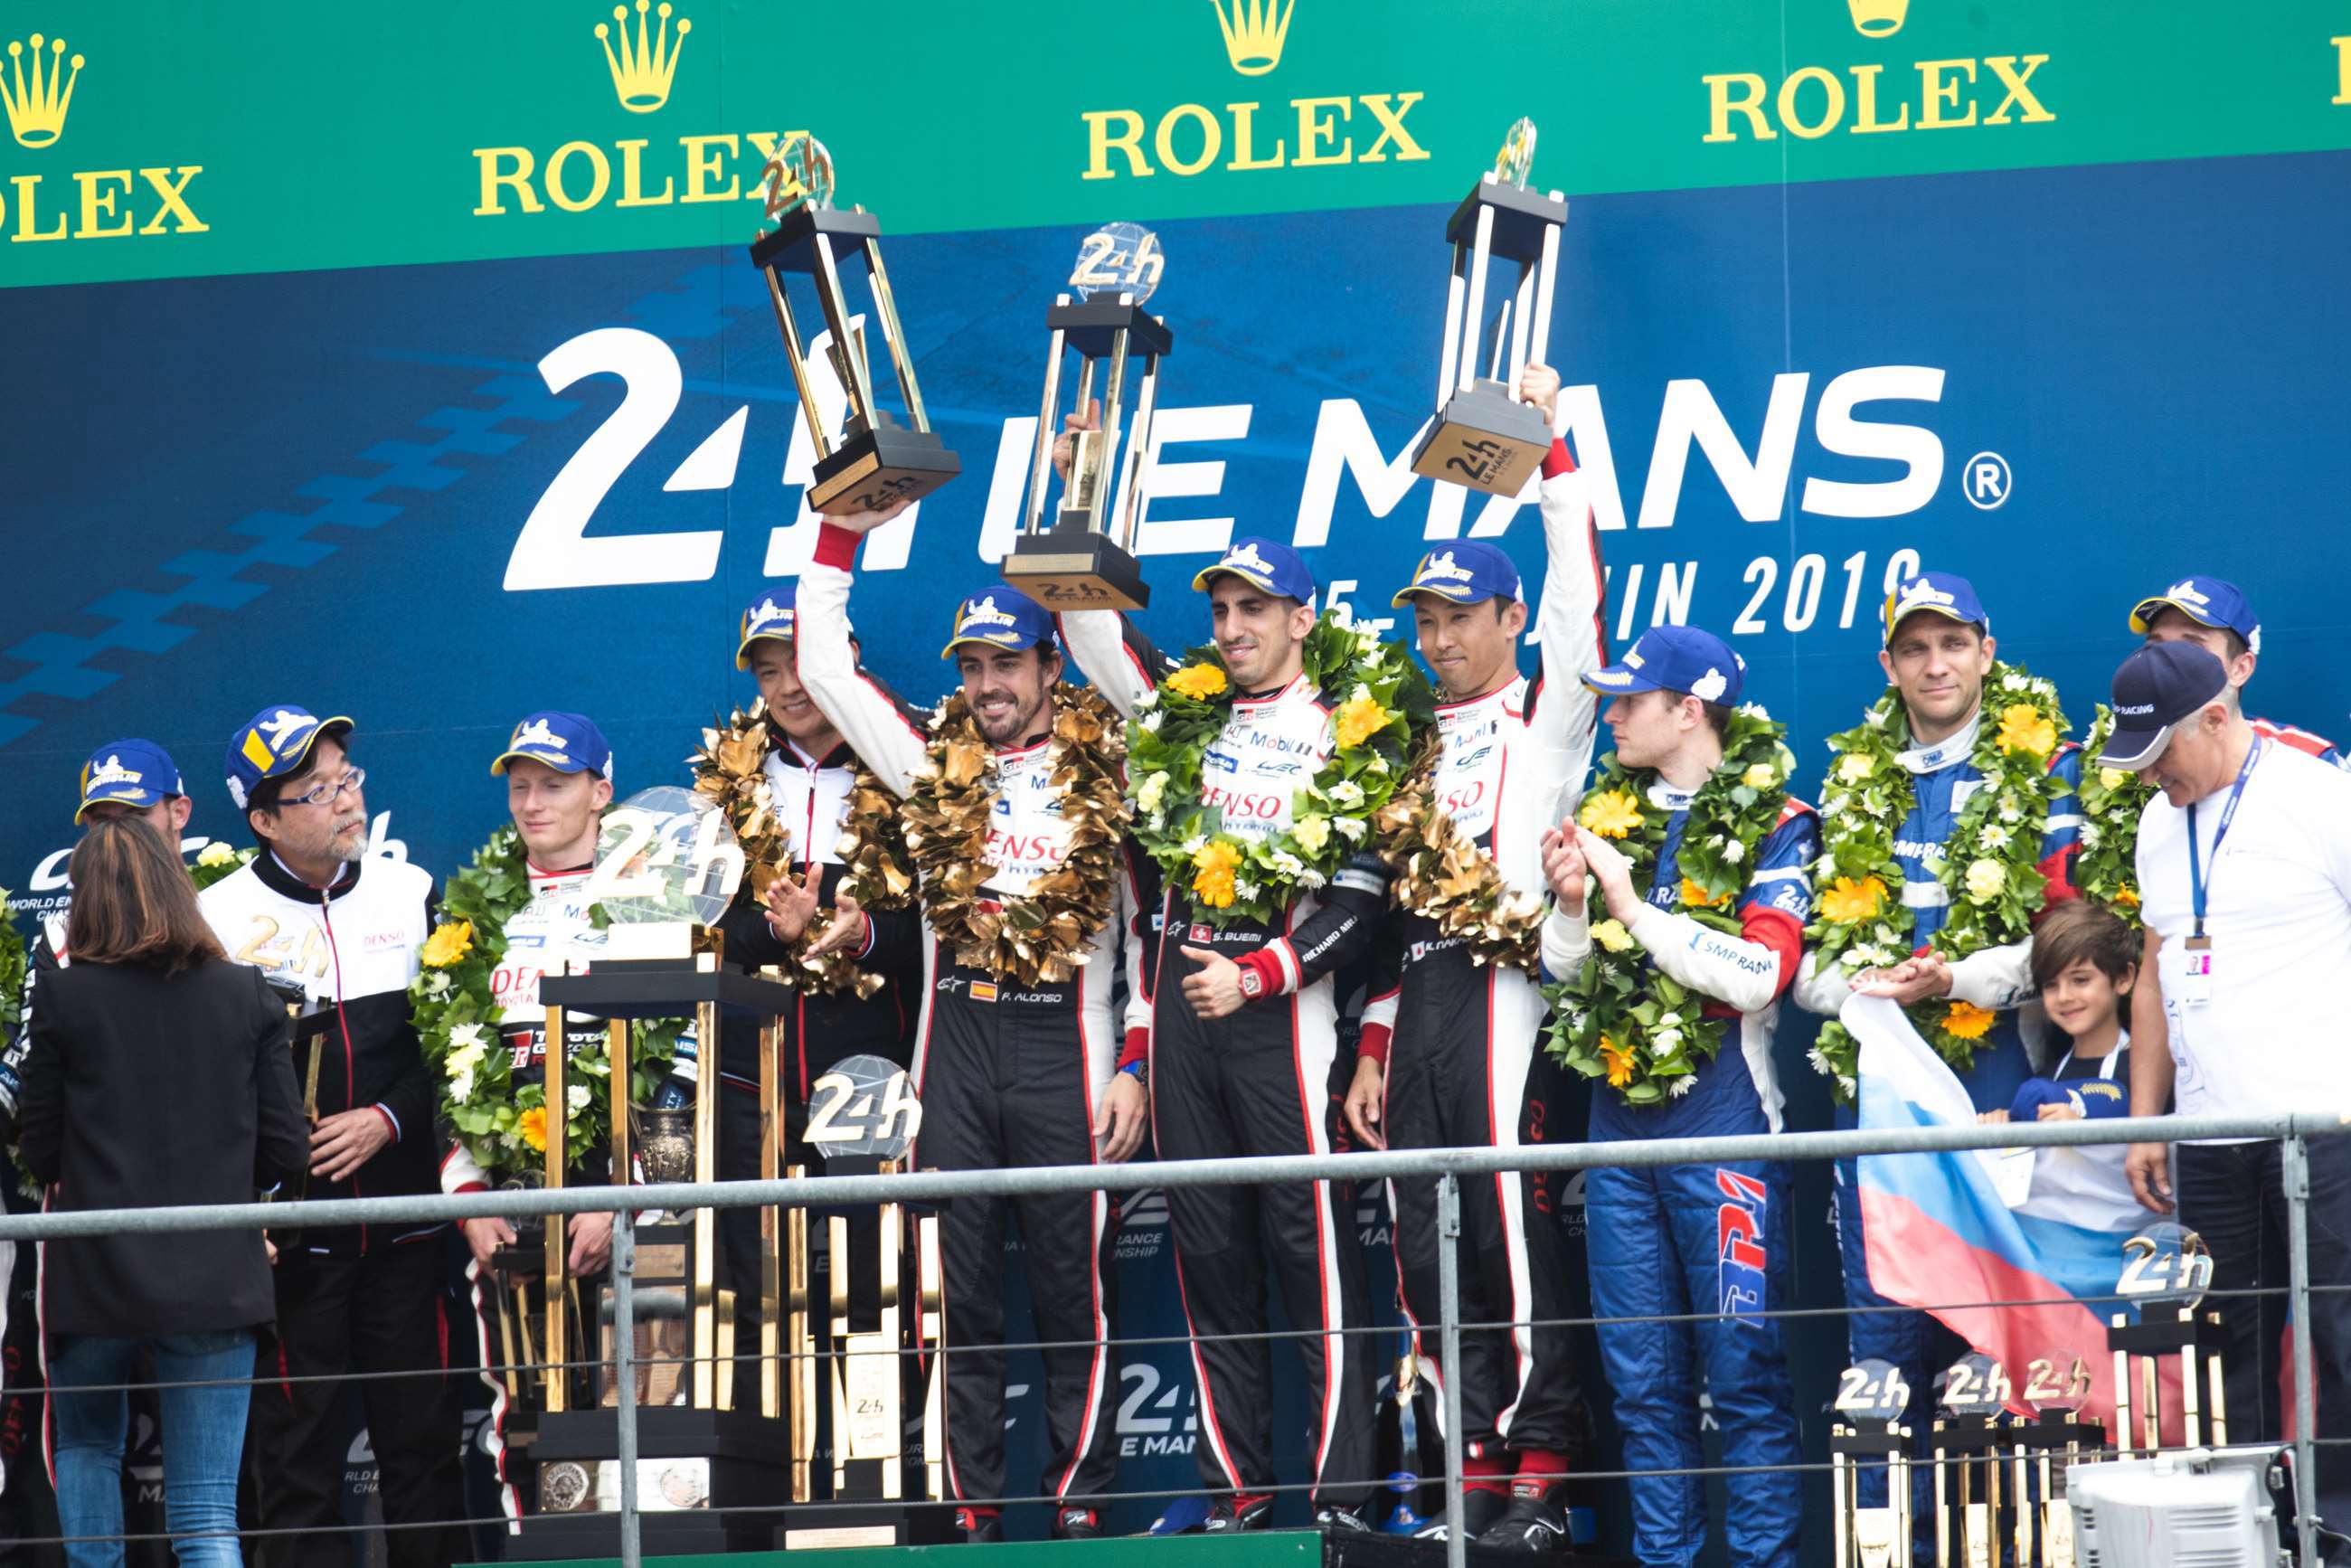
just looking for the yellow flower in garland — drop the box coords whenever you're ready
[1333,694,1387,750]
[2113,884,2139,909]
[1590,918,1636,954]
[1996,702,2057,760]
[2098,766,2130,791]
[1600,1036,1635,1089]
[1579,789,1644,840]
[1191,839,1242,909]
[420,920,474,968]
[1818,875,1888,923]
[1166,663,1229,702]
[516,1105,550,1153]
[1679,877,1725,910]
[1942,1000,1997,1041]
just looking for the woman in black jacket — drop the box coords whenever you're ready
[21,816,307,1567]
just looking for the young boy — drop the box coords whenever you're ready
[1982,900,2139,1125]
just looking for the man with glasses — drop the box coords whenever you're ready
[200,706,464,1568]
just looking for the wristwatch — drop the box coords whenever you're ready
[1237,966,1264,999]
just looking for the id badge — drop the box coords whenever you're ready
[2179,944,2214,1006]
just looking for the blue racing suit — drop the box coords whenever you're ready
[1544,782,1818,1568]
[1794,703,2083,1542]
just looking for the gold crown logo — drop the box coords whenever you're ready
[1846,0,1908,36]
[1212,0,1293,76]
[3,33,83,149]
[596,0,689,114]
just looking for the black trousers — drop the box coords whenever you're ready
[247,1240,465,1568]
[2175,1136,2351,1562]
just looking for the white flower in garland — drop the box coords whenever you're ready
[568,1082,591,1114]
[2079,822,2102,849]
[197,842,239,868]
[1723,836,1746,864]
[1326,779,1366,808]
[1978,823,2012,851]
[1268,850,1308,881]
[1334,816,1367,843]
[1864,706,1890,728]
[1964,857,2007,902]
[1742,762,1777,789]
[2003,672,2030,692]
[1669,1074,1696,1098]
[1137,772,1169,814]
[1234,880,1261,904]
[420,969,453,1000]
[1140,710,1164,733]
[1837,752,1877,784]
[1292,815,1331,854]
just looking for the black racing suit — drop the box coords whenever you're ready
[796,522,1151,1515]
[1061,609,1385,1512]
[200,851,465,1568]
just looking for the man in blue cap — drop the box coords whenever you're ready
[1338,363,1605,1549]
[1538,624,1815,1568]
[2129,574,2343,767]
[439,712,619,1524]
[1057,519,1391,1530]
[198,705,464,1568]
[2101,640,2351,1563]
[1793,571,2085,1549]
[792,515,1154,1542]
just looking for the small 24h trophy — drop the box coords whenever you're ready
[749,135,960,515]
[999,221,1173,611]
[515,788,801,1558]
[1931,1351,2014,1568]
[2107,1220,2224,1456]
[1830,1356,1914,1567]
[2008,1353,2099,1567]
[1408,117,1568,497]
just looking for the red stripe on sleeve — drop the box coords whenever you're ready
[812,523,862,571]
[1740,905,1805,1002]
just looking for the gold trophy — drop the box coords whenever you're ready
[749,135,960,515]
[779,1053,939,1550]
[1830,1357,1914,1567]
[999,222,1172,610]
[2107,1222,2224,1457]
[1409,117,1567,496]
[515,788,801,1559]
[2008,1355,2100,1567]
[1931,1352,2013,1568]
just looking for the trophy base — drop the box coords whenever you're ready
[809,426,961,517]
[511,1408,793,1558]
[1002,527,1150,611]
[1410,382,1553,496]
[1442,176,1569,263]
[508,1510,766,1558]
[775,1501,930,1551]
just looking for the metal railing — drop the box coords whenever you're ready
[3,1110,2342,1568]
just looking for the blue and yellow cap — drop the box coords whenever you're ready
[2129,574,2260,654]
[735,587,798,669]
[1882,571,1990,645]
[1581,625,1745,705]
[1190,536,1317,603]
[940,587,1053,658]
[491,712,615,781]
[224,706,353,811]
[75,739,184,825]
[1390,542,1522,607]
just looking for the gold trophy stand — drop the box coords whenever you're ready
[1930,1412,2009,1568]
[508,941,802,1559]
[2006,1409,2103,1567]
[2108,1304,2230,1457]
[1830,1418,1914,1567]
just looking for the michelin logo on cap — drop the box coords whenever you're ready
[87,755,144,792]
[746,597,791,635]
[512,717,567,751]
[1419,551,1473,582]
[959,595,1020,633]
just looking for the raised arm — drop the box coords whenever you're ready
[798,517,933,798]
[1523,366,1607,821]
[1057,609,1173,722]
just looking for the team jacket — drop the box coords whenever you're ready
[1794,702,2083,1108]
[1544,789,1819,1137]
[1358,438,1605,1063]
[2251,713,2346,771]
[201,851,441,1251]
[794,523,1151,1074]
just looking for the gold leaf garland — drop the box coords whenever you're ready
[689,699,911,1000]
[1373,728,1547,972]
[899,684,1130,989]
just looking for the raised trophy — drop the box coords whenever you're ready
[999,221,1172,610]
[1409,117,1566,496]
[779,1053,940,1548]
[515,789,801,1558]
[1830,1357,1914,1567]
[2107,1221,2224,1457]
[750,135,960,515]
[2010,1354,2100,1567]
[1932,1352,2014,1568]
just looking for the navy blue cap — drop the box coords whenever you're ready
[735,586,798,668]
[2099,641,2231,771]
[1390,543,1522,607]
[492,712,616,781]
[224,706,353,811]
[1191,536,1317,604]
[1582,625,1746,705]
[76,739,184,825]
[2129,575,2261,655]
[1883,571,1990,644]
[940,586,1053,658]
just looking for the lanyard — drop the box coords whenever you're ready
[2185,738,2262,940]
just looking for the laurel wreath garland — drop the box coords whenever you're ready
[190,843,258,892]
[689,699,911,999]
[1806,666,2072,1101]
[1372,727,1547,972]
[411,826,681,1184]
[1128,614,1434,928]
[1538,704,1798,1104]
[2075,704,2150,928]
[895,683,1129,988]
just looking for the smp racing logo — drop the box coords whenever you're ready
[1702,0,2052,144]
[1082,1,1429,182]
[1715,1168,1770,1318]
[1,27,207,243]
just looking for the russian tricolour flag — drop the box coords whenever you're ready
[1846,995,2147,1428]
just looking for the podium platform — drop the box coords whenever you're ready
[472,1524,1638,1568]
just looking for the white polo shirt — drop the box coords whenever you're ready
[2136,741,2351,1137]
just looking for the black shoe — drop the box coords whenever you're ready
[1475,1488,1569,1553]
[1316,1506,1373,1534]
[1441,1487,1509,1540]
[1053,1507,1103,1541]
[956,1507,1003,1544]
[1204,1494,1273,1533]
